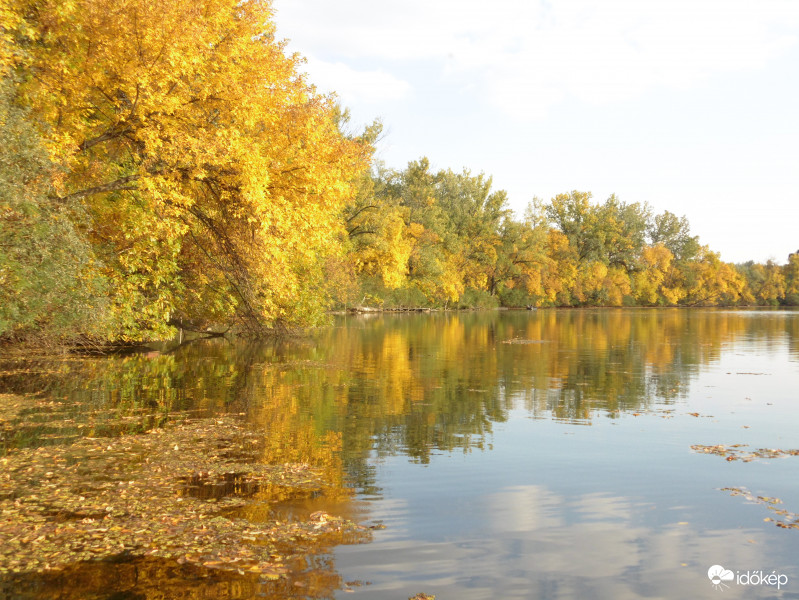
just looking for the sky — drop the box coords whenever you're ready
[272,0,799,264]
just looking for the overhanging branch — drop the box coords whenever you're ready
[56,175,140,202]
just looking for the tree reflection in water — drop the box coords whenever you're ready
[1,308,796,598]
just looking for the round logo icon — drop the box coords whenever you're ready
[708,565,735,590]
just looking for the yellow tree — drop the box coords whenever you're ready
[681,248,746,306]
[634,245,671,305]
[573,261,607,305]
[7,0,369,338]
[601,266,632,306]
[488,217,548,306]
[740,260,787,305]
[342,166,415,297]
[348,204,414,291]
[785,251,799,305]
[633,244,687,305]
[541,230,578,305]
[759,261,787,304]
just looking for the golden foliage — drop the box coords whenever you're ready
[6,0,369,337]
[3,0,793,342]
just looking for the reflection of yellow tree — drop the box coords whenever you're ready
[379,331,423,411]
[498,309,759,421]
[786,315,799,359]
[5,309,790,474]
[6,550,352,600]
[246,367,349,502]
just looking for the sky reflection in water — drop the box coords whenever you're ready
[327,310,799,600]
[1,309,798,599]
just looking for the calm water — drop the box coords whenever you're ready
[2,309,799,599]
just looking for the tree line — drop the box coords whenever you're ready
[341,159,799,310]
[1,0,796,344]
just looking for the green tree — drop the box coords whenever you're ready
[0,76,109,341]
[648,211,700,262]
[359,159,513,306]
[545,191,598,262]
[434,168,510,297]
[784,251,799,305]
[396,159,455,303]
[594,195,650,271]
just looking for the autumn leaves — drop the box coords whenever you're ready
[1,0,796,343]
[343,177,791,311]
[2,0,369,340]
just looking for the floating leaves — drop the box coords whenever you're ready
[721,487,799,530]
[0,414,371,577]
[691,444,799,462]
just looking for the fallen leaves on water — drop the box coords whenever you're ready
[0,415,371,577]
[720,487,799,530]
[409,594,436,600]
[691,444,799,462]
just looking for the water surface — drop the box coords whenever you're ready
[1,309,798,599]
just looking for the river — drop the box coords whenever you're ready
[1,309,798,599]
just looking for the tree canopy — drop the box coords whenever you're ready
[1,1,794,344]
[2,0,370,341]
[339,164,795,311]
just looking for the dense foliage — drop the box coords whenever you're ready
[341,161,797,310]
[1,0,370,342]
[1,0,795,343]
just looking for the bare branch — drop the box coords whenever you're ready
[347,225,376,238]
[345,203,378,224]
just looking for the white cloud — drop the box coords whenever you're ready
[483,0,799,117]
[486,485,564,531]
[301,54,412,103]
[274,0,799,118]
